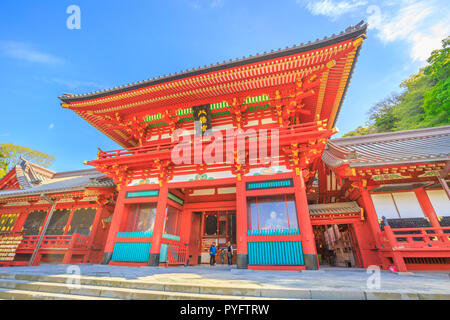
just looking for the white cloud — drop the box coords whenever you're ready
[367,1,450,62]
[301,0,450,62]
[301,0,368,18]
[408,22,449,61]
[189,0,224,9]
[210,0,224,8]
[48,123,55,130]
[0,41,64,64]
[0,133,10,137]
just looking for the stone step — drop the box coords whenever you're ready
[0,287,117,300]
[0,278,279,300]
[0,273,299,299]
[0,272,448,300]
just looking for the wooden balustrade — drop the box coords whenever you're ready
[94,121,331,162]
[18,234,90,250]
[165,244,188,266]
[383,226,450,249]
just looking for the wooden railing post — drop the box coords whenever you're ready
[63,234,77,264]
[383,226,397,248]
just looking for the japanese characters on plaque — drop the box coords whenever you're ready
[0,234,23,261]
[193,104,212,137]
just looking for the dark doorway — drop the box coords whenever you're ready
[313,224,359,268]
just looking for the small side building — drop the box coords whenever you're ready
[0,158,116,266]
[321,125,450,271]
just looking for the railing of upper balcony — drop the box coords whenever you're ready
[18,234,90,250]
[381,226,450,249]
[94,121,332,162]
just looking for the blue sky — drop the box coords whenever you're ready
[0,0,448,172]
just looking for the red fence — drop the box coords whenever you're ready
[165,244,188,266]
[18,234,90,250]
[382,226,450,249]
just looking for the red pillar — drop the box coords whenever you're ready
[414,188,441,228]
[236,179,248,269]
[384,226,408,272]
[359,189,382,248]
[359,188,394,270]
[438,177,450,200]
[148,184,168,266]
[12,210,29,233]
[102,189,126,264]
[63,206,76,235]
[292,173,318,270]
[86,205,105,263]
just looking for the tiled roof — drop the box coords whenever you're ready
[322,125,450,168]
[59,21,367,103]
[308,201,361,215]
[0,159,115,199]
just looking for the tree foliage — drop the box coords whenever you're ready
[0,143,55,176]
[343,36,449,137]
[0,149,8,178]
[423,37,450,123]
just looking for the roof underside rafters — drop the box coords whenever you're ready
[61,23,367,148]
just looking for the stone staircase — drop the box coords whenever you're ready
[0,272,293,300]
[0,271,448,300]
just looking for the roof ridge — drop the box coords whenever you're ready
[19,157,55,178]
[59,21,367,103]
[52,168,102,178]
[14,164,33,189]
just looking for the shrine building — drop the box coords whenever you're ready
[58,22,368,270]
[1,21,448,272]
[0,158,115,266]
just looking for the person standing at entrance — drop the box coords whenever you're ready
[209,244,217,266]
[226,241,233,265]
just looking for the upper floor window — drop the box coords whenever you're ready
[426,189,450,216]
[371,192,424,219]
[125,203,157,233]
[164,206,181,236]
[247,194,298,231]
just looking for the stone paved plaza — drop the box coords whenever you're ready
[0,264,449,297]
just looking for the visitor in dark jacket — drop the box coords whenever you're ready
[209,244,217,266]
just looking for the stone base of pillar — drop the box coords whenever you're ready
[102,252,112,265]
[236,254,248,269]
[148,253,160,266]
[304,254,319,270]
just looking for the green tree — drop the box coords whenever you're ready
[343,36,450,137]
[0,149,8,178]
[342,125,376,137]
[0,143,55,175]
[423,36,450,124]
[368,93,401,132]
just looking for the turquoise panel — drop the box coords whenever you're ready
[126,190,159,198]
[160,244,168,263]
[116,232,153,238]
[162,233,181,241]
[246,179,293,191]
[111,242,151,263]
[248,228,300,236]
[248,241,304,265]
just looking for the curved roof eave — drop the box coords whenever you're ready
[59,21,367,104]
